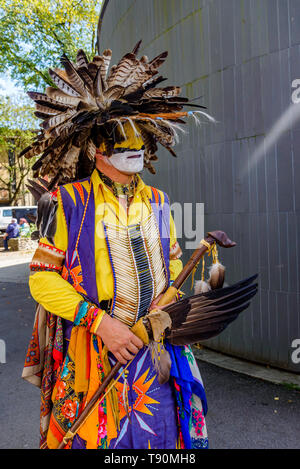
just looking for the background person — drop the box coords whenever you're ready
[19,218,30,237]
[3,218,19,251]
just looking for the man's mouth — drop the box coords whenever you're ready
[127,154,141,159]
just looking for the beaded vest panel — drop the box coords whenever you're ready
[103,211,168,326]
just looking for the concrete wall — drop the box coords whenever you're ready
[98,0,300,372]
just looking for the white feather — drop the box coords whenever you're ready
[159,119,187,144]
[125,117,141,137]
[194,280,211,295]
[189,110,218,125]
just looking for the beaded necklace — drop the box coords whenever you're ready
[97,169,139,201]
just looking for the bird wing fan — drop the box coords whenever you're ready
[162,275,258,345]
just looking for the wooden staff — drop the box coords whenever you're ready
[58,230,236,449]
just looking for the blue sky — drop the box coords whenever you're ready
[0,74,24,96]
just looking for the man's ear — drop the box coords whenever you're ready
[95,151,114,172]
[95,150,105,162]
[95,150,111,167]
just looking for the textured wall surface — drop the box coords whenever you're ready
[99,0,300,372]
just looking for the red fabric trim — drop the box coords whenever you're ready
[30,263,62,272]
[53,349,63,371]
[151,186,160,206]
[38,242,65,256]
[51,189,58,200]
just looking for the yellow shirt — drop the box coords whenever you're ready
[29,169,182,322]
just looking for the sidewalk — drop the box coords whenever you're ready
[0,249,34,283]
[194,347,300,390]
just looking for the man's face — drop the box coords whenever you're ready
[98,122,145,175]
[109,147,144,175]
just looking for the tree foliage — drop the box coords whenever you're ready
[0,0,102,90]
[0,95,37,204]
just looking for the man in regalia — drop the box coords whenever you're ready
[22,42,210,449]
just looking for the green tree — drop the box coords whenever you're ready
[0,95,37,204]
[0,0,102,90]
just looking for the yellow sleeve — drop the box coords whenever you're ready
[29,190,84,321]
[29,271,83,320]
[169,212,183,282]
[52,188,68,252]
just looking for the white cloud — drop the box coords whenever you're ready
[0,74,23,96]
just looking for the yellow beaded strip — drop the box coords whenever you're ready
[191,239,216,289]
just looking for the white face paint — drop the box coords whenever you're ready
[108,149,144,174]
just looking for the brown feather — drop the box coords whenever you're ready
[93,65,104,98]
[139,127,157,155]
[34,111,51,120]
[26,179,48,201]
[60,54,88,97]
[34,103,61,116]
[208,262,226,290]
[101,49,112,77]
[103,85,125,102]
[27,92,72,112]
[76,67,94,92]
[148,342,171,385]
[86,139,96,161]
[76,49,89,68]
[132,40,142,55]
[143,86,181,99]
[48,68,81,97]
[148,51,168,70]
[87,62,99,79]
[107,53,139,88]
[46,87,80,106]
[42,110,74,130]
[20,140,48,159]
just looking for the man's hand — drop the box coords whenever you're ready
[149,292,176,311]
[95,314,144,365]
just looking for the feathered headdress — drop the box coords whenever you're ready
[21,40,214,189]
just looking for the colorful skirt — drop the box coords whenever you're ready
[72,347,179,449]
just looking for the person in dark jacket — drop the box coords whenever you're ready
[3,218,19,251]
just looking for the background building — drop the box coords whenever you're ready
[98,0,300,372]
[0,136,35,207]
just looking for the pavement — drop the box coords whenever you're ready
[0,251,300,449]
[0,248,34,283]
[194,347,300,389]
